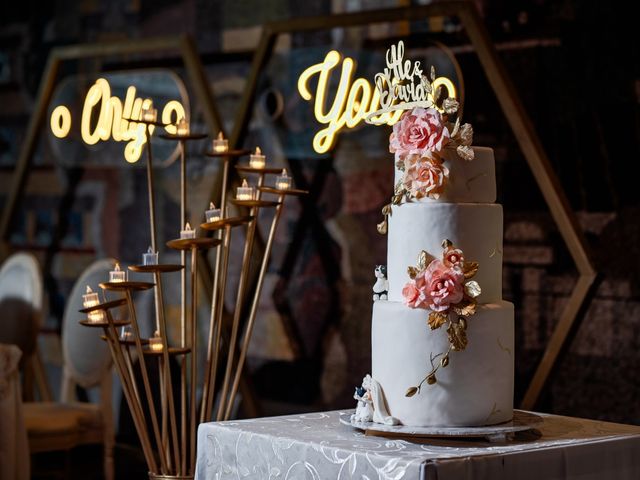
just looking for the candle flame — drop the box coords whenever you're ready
[281,168,288,176]
[241,179,248,187]
[184,222,192,230]
[86,285,93,294]
[209,202,215,209]
[217,131,224,140]
[114,262,121,272]
[255,146,261,155]
[147,246,153,253]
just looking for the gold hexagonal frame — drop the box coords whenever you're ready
[224,1,597,409]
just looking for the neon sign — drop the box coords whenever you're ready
[297,41,457,154]
[50,78,187,163]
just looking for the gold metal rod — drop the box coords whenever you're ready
[224,195,284,420]
[217,173,264,420]
[155,273,181,472]
[158,355,170,473]
[203,224,232,422]
[103,312,157,472]
[200,155,229,423]
[124,289,169,474]
[179,137,188,476]
[189,246,198,474]
[180,139,187,347]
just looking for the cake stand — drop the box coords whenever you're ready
[339,410,544,443]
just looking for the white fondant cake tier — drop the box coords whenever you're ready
[394,147,496,204]
[387,202,503,303]
[372,300,514,427]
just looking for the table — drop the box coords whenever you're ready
[196,410,640,479]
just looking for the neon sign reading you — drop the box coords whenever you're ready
[297,41,457,153]
[50,78,186,163]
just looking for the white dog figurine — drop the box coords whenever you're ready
[372,265,388,301]
[352,378,374,423]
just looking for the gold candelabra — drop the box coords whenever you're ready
[78,114,307,479]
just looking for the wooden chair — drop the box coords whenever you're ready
[0,252,51,401]
[23,259,117,480]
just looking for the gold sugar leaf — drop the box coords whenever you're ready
[443,98,459,114]
[441,355,450,368]
[427,374,437,385]
[392,194,403,205]
[405,386,418,397]
[453,298,477,317]
[428,311,447,330]
[417,250,430,270]
[394,181,405,194]
[447,321,468,351]
[407,266,419,279]
[463,261,479,279]
[451,117,460,137]
[430,65,436,82]
[464,280,482,298]
[381,204,392,216]
[377,219,388,235]
[441,239,453,249]
[457,144,475,161]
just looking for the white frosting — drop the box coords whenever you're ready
[394,147,496,204]
[372,300,514,427]
[387,202,503,303]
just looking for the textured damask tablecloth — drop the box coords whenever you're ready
[196,410,640,480]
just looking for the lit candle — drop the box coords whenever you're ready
[176,117,189,136]
[236,179,255,201]
[249,147,266,169]
[276,168,292,190]
[205,202,221,223]
[180,222,196,239]
[109,262,126,283]
[143,246,158,265]
[213,131,228,153]
[149,330,163,351]
[120,325,133,341]
[141,105,157,123]
[83,286,104,323]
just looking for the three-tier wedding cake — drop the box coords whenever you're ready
[353,43,514,428]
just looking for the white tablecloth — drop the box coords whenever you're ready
[196,410,640,480]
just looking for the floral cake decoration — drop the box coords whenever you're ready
[401,239,481,397]
[377,68,475,235]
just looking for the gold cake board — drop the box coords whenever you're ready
[340,410,544,443]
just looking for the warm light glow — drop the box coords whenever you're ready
[149,331,163,351]
[83,285,104,322]
[236,179,254,201]
[276,168,291,190]
[176,117,189,136]
[109,262,126,283]
[205,202,221,223]
[50,105,71,138]
[297,45,457,154]
[249,146,266,169]
[213,131,228,153]
[50,78,187,162]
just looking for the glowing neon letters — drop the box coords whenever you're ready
[297,41,457,154]
[50,78,186,163]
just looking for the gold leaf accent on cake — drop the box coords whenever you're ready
[447,320,468,351]
[417,250,430,271]
[405,387,418,397]
[462,261,479,279]
[441,354,450,367]
[441,239,453,249]
[464,280,482,298]
[426,374,437,385]
[407,266,419,279]
[457,144,474,161]
[453,298,476,317]
[497,338,512,356]
[428,311,447,330]
[376,219,388,235]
